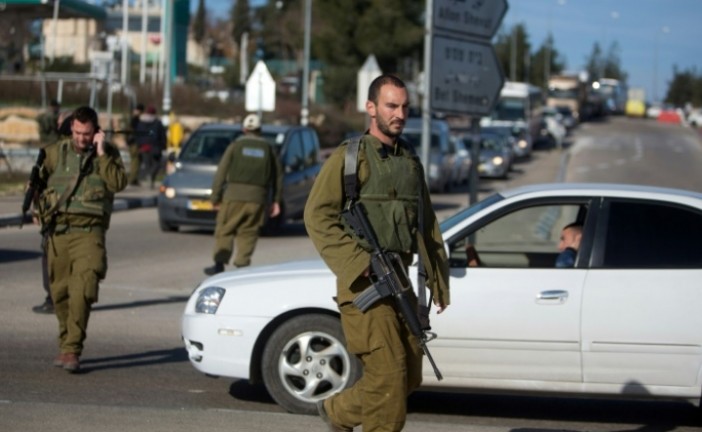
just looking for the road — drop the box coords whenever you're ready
[1,117,701,431]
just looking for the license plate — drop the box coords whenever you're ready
[188,199,214,211]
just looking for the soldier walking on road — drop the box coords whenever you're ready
[36,106,127,373]
[304,74,450,431]
[203,114,282,276]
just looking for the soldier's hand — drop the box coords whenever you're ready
[93,129,106,156]
[269,202,281,218]
[434,300,447,314]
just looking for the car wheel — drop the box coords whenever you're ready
[261,314,362,414]
[159,218,178,232]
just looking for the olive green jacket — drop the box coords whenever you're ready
[39,137,127,228]
[304,134,450,306]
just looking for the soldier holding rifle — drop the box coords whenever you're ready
[304,74,450,432]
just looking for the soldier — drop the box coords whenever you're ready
[37,106,127,373]
[203,114,283,275]
[304,74,450,431]
[127,103,144,186]
[36,99,61,145]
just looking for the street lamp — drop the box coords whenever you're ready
[653,25,670,104]
[300,0,311,126]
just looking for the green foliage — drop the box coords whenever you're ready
[666,67,702,107]
[494,23,532,83]
[231,0,252,49]
[584,41,627,82]
[192,0,207,45]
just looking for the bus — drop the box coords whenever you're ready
[595,78,628,115]
[487,81,544,147]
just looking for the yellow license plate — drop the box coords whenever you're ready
[188,199,214,211]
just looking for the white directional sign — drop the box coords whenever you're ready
[433,0,508,39]
[357,54,382,112]
[246,60,276,112]
[430,36,504,116]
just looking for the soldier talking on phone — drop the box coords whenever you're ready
[35,106,127,373]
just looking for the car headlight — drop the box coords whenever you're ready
[159,185,176,199]
[492,156,504,166]
[429,164,440,179]
[518,139,527,149]
[195,286,226,314]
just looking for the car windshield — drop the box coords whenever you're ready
[401,132,440,150]
[440,193,503,233]
[480,135,504,151]
[492,97,526,121]
[178,129,284,164]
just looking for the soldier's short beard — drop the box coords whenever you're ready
[377,116,403,139]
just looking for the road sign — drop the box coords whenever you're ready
[430,36,504,116]
[246,60,276,112]
[433,0,508,40]
[357,54,382,112]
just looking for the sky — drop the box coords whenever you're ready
[197,0,701,104]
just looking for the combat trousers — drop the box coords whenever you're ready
[326,298,424,432]
[47,229,106,355]
[212,201,265,267]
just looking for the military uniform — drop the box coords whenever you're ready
[210,134,282,267]
[38,137,127,362]
[304,134,450,431]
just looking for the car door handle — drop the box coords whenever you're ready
[536,290,569,304]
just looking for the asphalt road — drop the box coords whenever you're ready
[1,117,702,432]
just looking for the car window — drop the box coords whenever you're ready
[179,130,241,164]
[283,132,305,173]
[402,132,441,151]
[449,204,584,268]
[301,130,319,168]
[601,200,702,269]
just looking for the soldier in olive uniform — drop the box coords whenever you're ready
[304,75,450,432]
[203,114,283,275]
[37,106,127,373]
[37,99,61,145]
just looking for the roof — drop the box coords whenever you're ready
[501,182,702,202]
[2,0,107,20]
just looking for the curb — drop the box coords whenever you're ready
[0,195,158,229]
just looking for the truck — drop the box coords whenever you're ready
[547,73,588,124]
[625,87,646,118]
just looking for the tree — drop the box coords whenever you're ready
[530,33,566,89]
[192,0,207,45]
[314,0,424,108]
[494,23,532,83]
[231,0,251,51]
[584,41,627,82]
[666,66,701,107]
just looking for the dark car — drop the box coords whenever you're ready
[157,123,321,233]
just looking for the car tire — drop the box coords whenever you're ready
[261,314,362,414]
[159,218,178,232]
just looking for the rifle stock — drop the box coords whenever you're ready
[343,202,443,380]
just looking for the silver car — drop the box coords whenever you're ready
[401,118,455,192]
[157,123,321,233]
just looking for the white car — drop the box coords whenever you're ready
[182,183,702,414]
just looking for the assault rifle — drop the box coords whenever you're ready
[20,149,47,228]
[342,201,443,380]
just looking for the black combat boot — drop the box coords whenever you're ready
[203,262,225,276]
[32,297,54,314]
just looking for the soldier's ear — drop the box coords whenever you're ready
[366,100,376,118]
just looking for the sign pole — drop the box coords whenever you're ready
[420,0,433,185]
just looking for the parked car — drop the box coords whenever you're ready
[539,106,568,148]
[554,105,578,130]
[401,118,455,192]
[480,123,533,159]
[183,183,702,414]
[448,135,472,186]
[456,131,513,179]
[688,108,702,128]
[157,123,321,233]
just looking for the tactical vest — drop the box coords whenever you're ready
[44,139,112,218]
[343,137,420,254]
[226,136,273,187]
